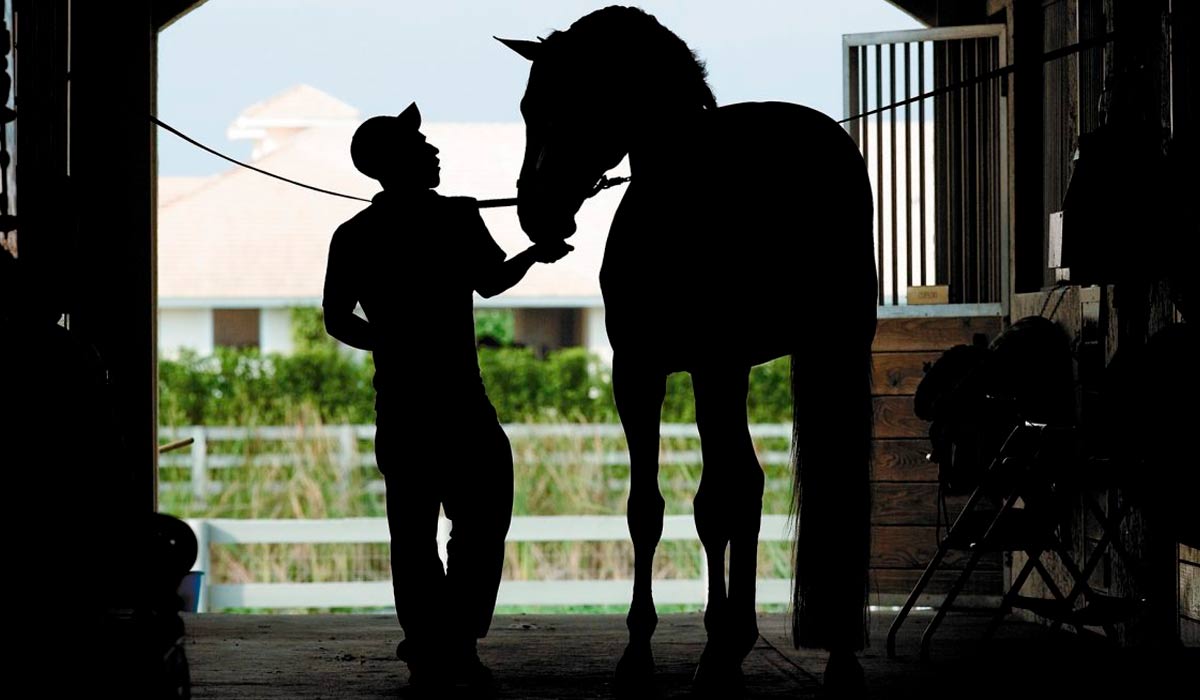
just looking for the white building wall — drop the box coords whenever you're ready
[158,308,213,358]
[583,306,612,366]
[260,307,295,355]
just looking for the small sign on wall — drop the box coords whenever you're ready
[907,285,949,305]
[1049,211,1065,268]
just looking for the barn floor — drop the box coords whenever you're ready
[182,611,1192,698]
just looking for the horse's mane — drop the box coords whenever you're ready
[545,6,717,111]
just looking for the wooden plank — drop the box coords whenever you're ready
[871,526,1001,570]
[1012,288,1082,339]
[872,440,938,481]
[184,612,1073,699]
[1184,617,1200,647]
[873,396,927,438]
[871,567,1002,597]
[873,316,1002,352]
[872,351,942,395]
[872,483,969,526]
[1181,561,1200,622]
[1182,544,1200,565]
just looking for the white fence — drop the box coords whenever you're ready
[167,423,795,612]
[185,514,794,613]
[159,423,794,502]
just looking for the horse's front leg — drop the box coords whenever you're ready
[692,367,763,690]
[612,355,667,686]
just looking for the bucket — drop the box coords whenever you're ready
[177,570,204,613]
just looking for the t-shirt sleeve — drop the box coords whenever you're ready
[458,200,506,278]
[322,224,358,313]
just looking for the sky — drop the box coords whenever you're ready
[157,1,920,176]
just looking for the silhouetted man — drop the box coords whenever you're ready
[322,102,570,689]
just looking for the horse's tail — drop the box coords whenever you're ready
[789,318,875,651]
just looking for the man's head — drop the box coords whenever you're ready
[351,102,440,189]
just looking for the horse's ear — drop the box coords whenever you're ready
[495,36,542,62]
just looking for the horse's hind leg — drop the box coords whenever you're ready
[612,356,667,685]
[692,367,763,686]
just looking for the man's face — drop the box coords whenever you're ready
[401,131,440,188]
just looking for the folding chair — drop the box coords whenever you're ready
[885,419,1127,660]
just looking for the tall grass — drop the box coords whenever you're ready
[158,406,795,612]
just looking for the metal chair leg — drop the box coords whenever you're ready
[919,548,986,661]
[981,553,1038,641]
[888,545,952,658]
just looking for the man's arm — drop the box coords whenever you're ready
[475,241,573,299]
[322,228,375,351]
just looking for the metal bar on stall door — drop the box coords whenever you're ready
[904,42,914,292]
[890,43,899,305]
[876,43,885,304]
[919,41,927,286]
[862,46,870,168]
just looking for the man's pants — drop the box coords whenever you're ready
[376,415,513,651]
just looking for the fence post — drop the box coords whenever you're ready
[187,518,211,613]
[337,424,356,481]
[191,427,208,504]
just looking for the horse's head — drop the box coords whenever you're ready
[497,34,629,243]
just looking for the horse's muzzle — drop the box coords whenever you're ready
[518,197,578,242]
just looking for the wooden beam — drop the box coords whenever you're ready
[883,0,940,27]
[153,0,208,31]
[873,396,927,438]
[885,0,992,27]
[12,0,70,288]
[873,316,1001,352]
[1011,0,1045,293]
[872,526,1002,569]
[69,0,158,513]
[872,439,938,481]
[872,483,970,526]
[872,568,1001,596]
[872,351,943,395]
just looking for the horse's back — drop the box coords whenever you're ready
[602,101,876,368]
[708,101,872,230]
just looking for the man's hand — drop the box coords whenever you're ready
[529,241,574,264]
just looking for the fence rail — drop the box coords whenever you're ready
[172,424,798,612]
[169,424,1002,612]
[186,515,794,613]
[158,423,794,502]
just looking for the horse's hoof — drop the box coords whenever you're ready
[615,642,656,688]
[822,651,864,695]
[728,618,760,663]
[692,644,744,696]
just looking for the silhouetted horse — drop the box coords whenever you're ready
[500,6,877,690]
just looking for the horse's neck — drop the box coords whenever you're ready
[627,110,710,186]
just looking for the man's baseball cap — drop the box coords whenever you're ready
[351,102,423,179]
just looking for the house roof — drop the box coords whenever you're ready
[232,83,361,127]
[158,176,214,207]
[159,85,619,308]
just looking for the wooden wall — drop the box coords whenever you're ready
[868,315,1004,603]
[1181,544,1199,645]
[1011,286,1191,647]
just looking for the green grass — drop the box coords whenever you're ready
[159,407,796,613]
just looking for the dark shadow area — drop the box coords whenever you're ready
[182,611,1198,699]
[2,251,198,696]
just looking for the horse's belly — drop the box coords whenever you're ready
[600,248,802,367]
